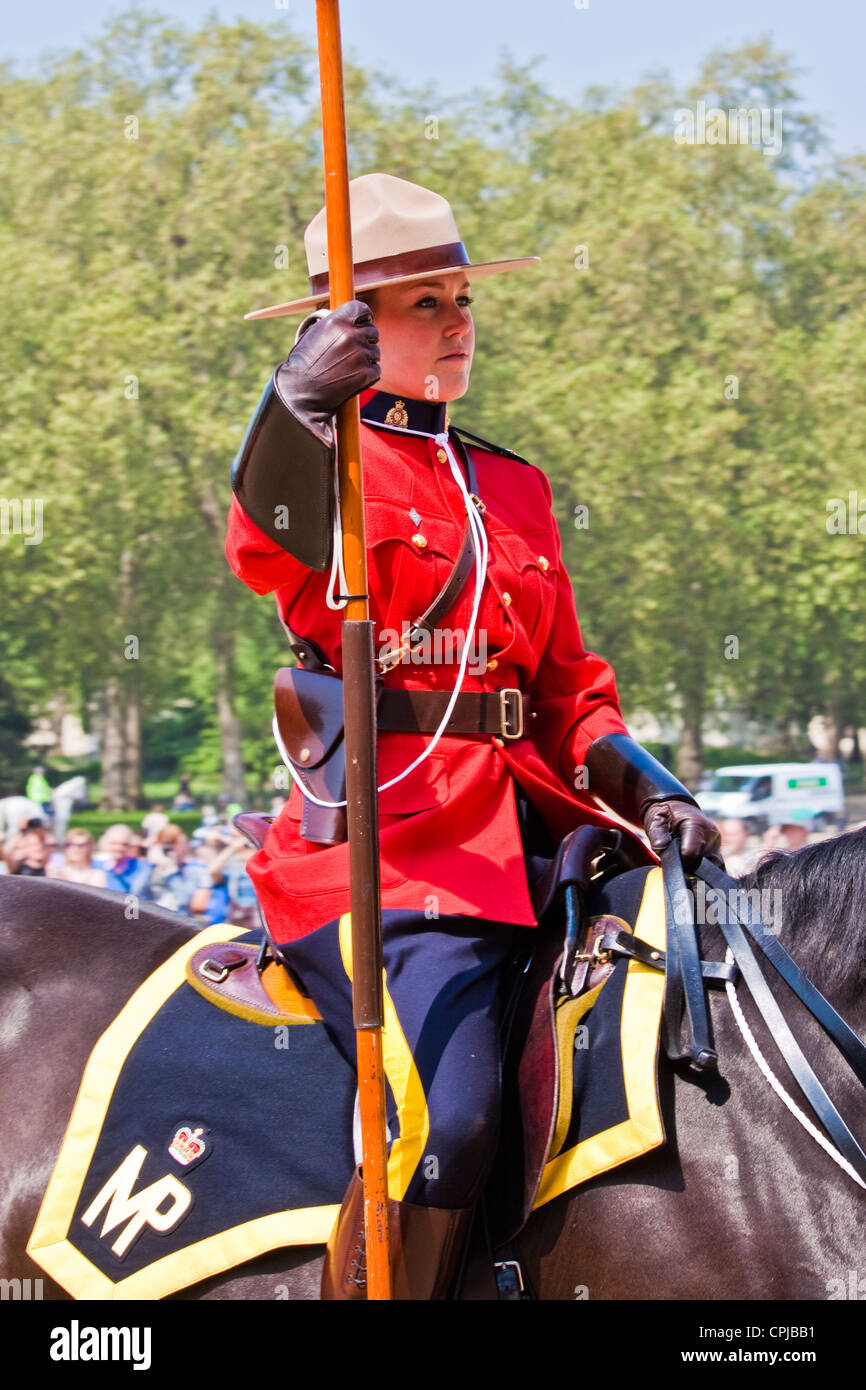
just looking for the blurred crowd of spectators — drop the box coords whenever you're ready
[3,769,861,925]
[1,784,289,929]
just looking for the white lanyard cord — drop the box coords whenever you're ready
[724,948,866,1190]
[324,452,349,611]
[293,311,350,616]
[273,426,490,806]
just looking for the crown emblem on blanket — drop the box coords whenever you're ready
[168,1124,210,1167]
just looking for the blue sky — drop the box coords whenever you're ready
[3,0,864,156]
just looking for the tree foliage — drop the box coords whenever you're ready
[0,17,863,798]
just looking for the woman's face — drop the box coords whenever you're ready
[366,274,474,402]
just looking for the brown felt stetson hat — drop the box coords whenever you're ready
[244,172,540,320]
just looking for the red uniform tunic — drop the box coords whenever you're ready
[226,392,644,944]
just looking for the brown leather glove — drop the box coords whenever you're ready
[275,299,381,449]
[642,800,723,873]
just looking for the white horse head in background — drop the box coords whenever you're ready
[51,777,89,841]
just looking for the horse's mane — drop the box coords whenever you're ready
[738,826,866,1005]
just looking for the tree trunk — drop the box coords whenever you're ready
[676,677,704,791]
[100,679,127,811]
[123,675,141,807]
[49,693,66,749]
[808,712,840,762]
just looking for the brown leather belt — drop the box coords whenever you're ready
[377,687,530,741]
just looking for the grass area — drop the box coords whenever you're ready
[80,780,227,806]
[67,811,204,837]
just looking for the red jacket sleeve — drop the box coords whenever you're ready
[527,468,629,791]
[225,494,311,600]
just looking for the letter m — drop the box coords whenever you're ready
[80,1145,192,1258]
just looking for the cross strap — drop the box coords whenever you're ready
[596,927,738,984]
[697,858,866,1087]
[677,853,866,1183]
[284,434,483,674]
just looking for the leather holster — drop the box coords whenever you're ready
[274,667,351,846]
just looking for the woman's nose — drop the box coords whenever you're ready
[445,309,472,338]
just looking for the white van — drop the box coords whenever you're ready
[696,762,844,832]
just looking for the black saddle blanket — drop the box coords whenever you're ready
[29,883,667,1300]
[28,926,356,1299]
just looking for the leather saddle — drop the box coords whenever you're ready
[187,814,645,1125]
[482,824,645,1251]
[186,813,324,1024]
[187,815,636,1031]
[186,813,649,1232]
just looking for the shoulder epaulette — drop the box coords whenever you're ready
[449,425,531,467]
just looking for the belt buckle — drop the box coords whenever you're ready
[499,688,524,740]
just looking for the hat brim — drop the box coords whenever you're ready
[243,256,541,321]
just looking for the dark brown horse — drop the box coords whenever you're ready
[1,829,864,1300]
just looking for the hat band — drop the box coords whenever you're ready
[309,241,470,297]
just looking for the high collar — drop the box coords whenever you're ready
[359,388,448,437]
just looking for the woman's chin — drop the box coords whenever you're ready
[430,369,472,402]
[378,373,471,403]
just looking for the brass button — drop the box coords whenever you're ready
[436,448,448,464]
[501,591,512,606]
[487,658,499,672]
[411,533,428,549]
[299,748,311,763]
[538,555,550,571]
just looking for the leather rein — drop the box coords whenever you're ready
[602,843,866,1185]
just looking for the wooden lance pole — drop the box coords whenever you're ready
[314,0,392,1299]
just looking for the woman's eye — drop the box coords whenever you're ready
[415,294,474,308]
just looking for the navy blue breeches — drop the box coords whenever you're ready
[282,789,652,1210]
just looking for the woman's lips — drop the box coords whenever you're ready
[439,351,468,360]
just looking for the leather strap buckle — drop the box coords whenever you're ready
[377,632,412,673]
[499,688,524,739]
[200,955,247,984]
[494,1259,526,1297]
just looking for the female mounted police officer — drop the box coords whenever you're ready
[226,173,721,1298]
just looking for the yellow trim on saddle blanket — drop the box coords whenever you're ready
[26,923,340,1300]
[534,867,667,1208]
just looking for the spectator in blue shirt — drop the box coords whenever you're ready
[149,826,213,914]
[193,829,259,926]
[95,824,155,898]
